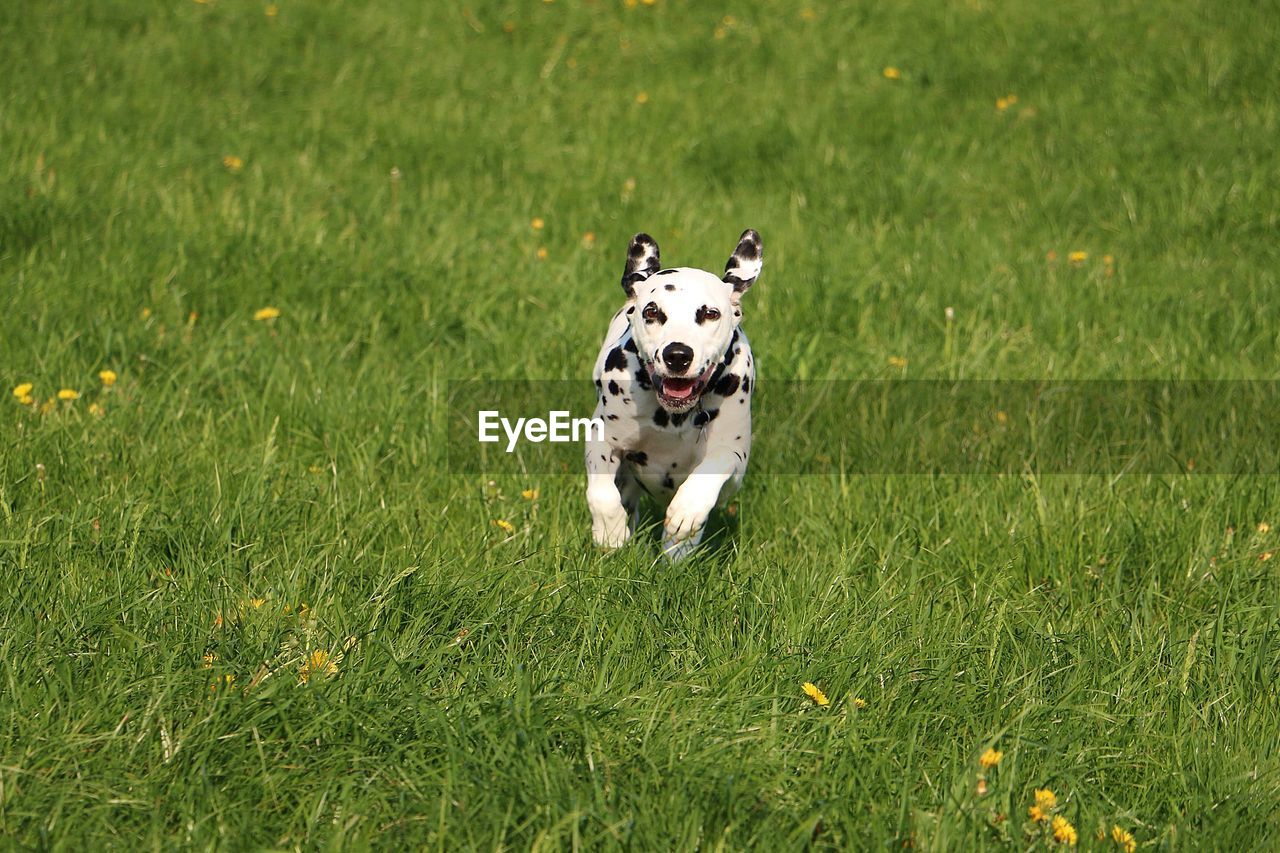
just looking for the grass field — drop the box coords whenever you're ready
[4,0,1280,848]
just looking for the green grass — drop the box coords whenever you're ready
[3,0,1280,847]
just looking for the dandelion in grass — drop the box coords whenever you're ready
[88,402,104,417]
[801,682,830,706]
[800,8,817,21]
[582,231,596,247]
[12,383,32,399]
[1034,788,1057,809]
[530,217,545,230]
[979,747,1003,768]
[254,306,281,321]
[209,674,235,691]
[202,652,218,669]
[521,488,539,500]
[635,91,649,104]
[222,155,244,172]
[265,4,278,17]
[249,597,266,609]
[98,369,117,386]
[299,649,338,682]
[1258,521,1270,534]
[536,247,548,260]
[888,356,908,368]
[883,67,902,80]
[1259,551,1272,562]
[976,778,988,796]
[1051,815,1077,846]
[1068,250,1088,267]
[57,388,79,401]
[1111,826,1136,853]
[493,519,515,534]
[1029,805,1047,822]
[853,697,866,708]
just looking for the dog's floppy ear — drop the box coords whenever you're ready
[723,229,763,298]
[621,233,661,298]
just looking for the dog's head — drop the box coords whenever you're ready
[619,229,762,413]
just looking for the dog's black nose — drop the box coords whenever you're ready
[662,342,694,374]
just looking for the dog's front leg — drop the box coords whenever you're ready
[662,447,740,560]
[585,438,631,550]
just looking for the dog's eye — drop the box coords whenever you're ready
[695,305,722,324]
[642,303,660,322]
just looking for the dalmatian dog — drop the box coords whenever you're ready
[585,229,762,560]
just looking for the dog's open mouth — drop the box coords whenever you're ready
[659,376,703,407]
[652,363,718,412]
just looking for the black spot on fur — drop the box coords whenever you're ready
[662,475,675,490]
[741,376,751,394]
[652,408,668,427]
[634,368,652,390]
[607,414,618,420]
[623,336,638,353]
[625,451,648,466]
[735,237,761,261]
[655,269,678,276]
[626,306,635,315]
[594,379,603,390]
[712,373,739,397]
[608,380,622,396]
[693,408,719,427]
[670,411,689,428]
[604,347,628,372]
[664,283,676,291]
[671,462,678,468]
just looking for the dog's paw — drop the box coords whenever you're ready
[663,487,715,547]
[590,502,632,550]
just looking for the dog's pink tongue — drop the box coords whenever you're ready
[663,378,696,400]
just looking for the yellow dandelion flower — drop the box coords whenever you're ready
[976,778,988,796]
[801,682,830,706]
[98,369,117,386]
[1259,551,1273,562]
[57,388,79,401]
[88,402,104,417]
[299,648,339,682]
[641,0,655,5]
[996,410,1009,424]
[800,8,817,21]
[888,356,908,368]
[502,20,515,32]
[222,155,244,172]
[1035,788,1058,809]
[249,597,265,609]
[883,66,902,80]
[536,247,548,260]
[979,747,1003,768]
[624,0,637,7]
[1258,521,1270,534]
[635,91,649,104]
[1068,250,1088,266]
[253,306,281,321]
[12,383,33,399]
[531,217,545,230]
[713,25,727,39]
[1111,826,1136,853]
[265,3,278,17]
[853,697,867,708]
[202,652,218,668]
[521,488,539,500]
[209,673,236,690]
[996,97,1010,111]
[18,394,34,406]
[1051,815,1077,846]
[1029,805,1047,822]
[493,519,516,534]
[141,306,152,319]
[582,231,596,247]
